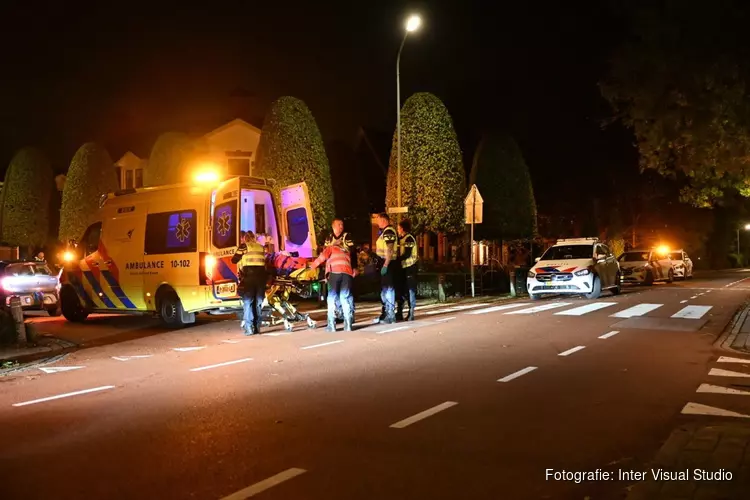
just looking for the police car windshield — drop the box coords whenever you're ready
[539,245,592,261]
[619,252,649,262]
[667,252,683,260]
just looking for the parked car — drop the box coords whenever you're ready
[667,249,694,280]
[617,249,673,285]
[0,260,61,316]
[527,237,621,300]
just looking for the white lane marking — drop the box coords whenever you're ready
[696,383,750,395]
[709,368,750,378]
[554,302,616,316]
[172,346,206,352]
[220,468,307,500]
[610,303,663,318]
[706,290,712,293]
[39,366,84,374]
[300,340,344,350]
[12,385,115,407]
[498,366,537,382]
[222,339,242,344]
[558,346,586,357]
[671,305,712,319]
[506,302,572,315]
[690,296,698,299]
[389,401,458,429]
[434,316,456,322]
[598,331,620,339]
[467,303,530,315]
[681,402,750,418]
[112,355,153,361]
[379,326,408,334]
[725,276,750,288]
[680,300,688,304]
[717,356,750,364]
[264,332,293,337]
[424,303,489,315]
[190,358,253,372]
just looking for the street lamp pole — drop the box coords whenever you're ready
[396,15,421,215]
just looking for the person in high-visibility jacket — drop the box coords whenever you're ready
[324,218,357,323]
[373,212,399,324]
[310,235,355,331]
[231,231,267,335]
[396,219,418,321]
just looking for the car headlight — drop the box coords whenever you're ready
[527,270,536,278]
[574,268,591,276]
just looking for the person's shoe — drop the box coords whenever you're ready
[383,315,397,325]
[325,320,337,332]
[407,312,415,321]
[372,314,384,324]
[240,320,246,329]
[344,318,353,331]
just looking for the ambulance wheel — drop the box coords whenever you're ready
[158,290,195,328]
[60,286,89,323]
[46,305,61,317]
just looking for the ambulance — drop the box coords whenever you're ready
[59,175,317,327]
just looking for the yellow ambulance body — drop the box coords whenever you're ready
[59,176,317,327]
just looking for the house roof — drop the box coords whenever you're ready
[202,118,262,139]
[114,151,143,167]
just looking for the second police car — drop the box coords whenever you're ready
[527,238,621,300]
[617,248,674,285]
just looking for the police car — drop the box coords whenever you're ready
[667,249,694,280]
[527,238,621,300]
[617,248,674,285]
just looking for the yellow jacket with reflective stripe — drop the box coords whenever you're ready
[399,233,418,269]
[376,226,397,260]
[238,242,265,268]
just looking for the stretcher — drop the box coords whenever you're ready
[259,257,321,332]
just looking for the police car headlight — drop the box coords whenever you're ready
[527,270,536,278]
[574,269,591,276]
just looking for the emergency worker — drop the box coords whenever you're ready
[231,231,267,335]
[396,219,418,321]
[373,213,398,324]
[324,218,357,322]
[35,251,46,263]
[309,235,355,331]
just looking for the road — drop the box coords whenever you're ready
[2,270,750,499]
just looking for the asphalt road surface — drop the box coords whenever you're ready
[2,270,750,500]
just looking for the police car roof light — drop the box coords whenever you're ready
[555,237,599,244]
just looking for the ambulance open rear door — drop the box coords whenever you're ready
[279,183,317,258]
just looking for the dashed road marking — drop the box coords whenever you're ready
[424,303,489,315]
[598,331,620,339]
[12,385,115,407]
[498,366,537,382]
[220,468,307,499]
[300,340,344,350]
[221,339,242,344]
[610,303,663,318]
[681,402,750,418]
[190,358,253,372]
[379,326,408,334]
[467,303,530,315]
[434,316,456,322]
[696,383,750,395]
[112,355,153,361]
[558,346,586,357]
[554,302,616,316]
[506,302,572,315]
[708,368,750,378]
[690,296,698,299]
[389,401,458,429]
[39,366,84,374]
[680,300,688,304]
[173,346,206,352]
[671,305,712,319]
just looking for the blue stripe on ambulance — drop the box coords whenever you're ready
[216,259,239,280]
[67,272,96,308]
[100,270,137,309]
[82,271,117,308]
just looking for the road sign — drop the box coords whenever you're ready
[464,185,483,224]
[387,206,409,214]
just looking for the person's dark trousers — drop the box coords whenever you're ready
[380,263,398,323]
[401,267,417,320]
[327,273,354,330]
[395,266,407,320]
[241,269,266,334]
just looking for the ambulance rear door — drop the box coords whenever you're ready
[279,182,317,258]
[209,178,241,300]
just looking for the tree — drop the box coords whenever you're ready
[468,133,537,240]
[601,1,750,207]
[0,148,53,251]
[385,92,466,234]
[59,143,118,242]
[255,96,335,239]
[144,132,199,187]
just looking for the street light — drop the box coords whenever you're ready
[738,224,750,254]
[396,14,422,214]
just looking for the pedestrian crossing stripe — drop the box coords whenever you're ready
[554,302,616,316]
[506,302,572,315]
[696,383,750,395]
[610,303,663,318]
[708,368,750,378]
[671,305,712,319]
[467,303,530,315]
[681,402,750,418]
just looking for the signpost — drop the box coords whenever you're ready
[387,206,409,214]
[464,185,483,297]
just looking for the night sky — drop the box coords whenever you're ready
[0,1,635,202]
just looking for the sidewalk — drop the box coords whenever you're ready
[721,301,750,352]
[0,335,76,366]
[626,421,750,499]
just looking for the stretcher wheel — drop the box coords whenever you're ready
[284,319,293,332]
[306,316,317,329]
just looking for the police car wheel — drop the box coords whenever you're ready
[611,273,622,295]
[530,293,541,301]
[584,276,602,299]
[46,306,61,317]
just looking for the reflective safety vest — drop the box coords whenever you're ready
[313,245,354,276]
[325,231,353,251]
[400,233,418,269]
[239,242,265,268]
[375,226,397,260]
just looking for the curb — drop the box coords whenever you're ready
[716,300,750,354]
[0,336,78,373]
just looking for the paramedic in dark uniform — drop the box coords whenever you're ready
[396,219,418,321]
[373,212,398,324]
[232,231,267,335]
[324,218,357,322]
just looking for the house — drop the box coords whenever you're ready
[114,118,262,190]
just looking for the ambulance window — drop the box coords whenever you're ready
[145,210,197,254]
[81,222,102,256]
[286,207,309,246]
[213,201,237,249]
